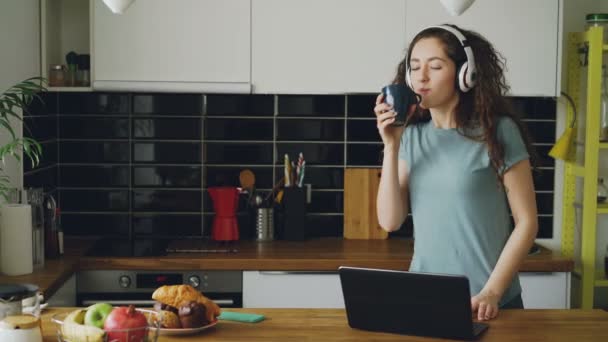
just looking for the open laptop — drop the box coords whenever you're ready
[338,266,488,340]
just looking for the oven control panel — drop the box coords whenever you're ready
[77,270,242,293]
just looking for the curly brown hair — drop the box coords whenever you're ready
[392,24,538,180]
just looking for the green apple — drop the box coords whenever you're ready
[84,303,114,329]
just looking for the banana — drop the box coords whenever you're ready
[61,309,106,342]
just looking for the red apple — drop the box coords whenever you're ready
[103,305,148,342]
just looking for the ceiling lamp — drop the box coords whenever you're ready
[439,0,476,16]
[102,0,136,14]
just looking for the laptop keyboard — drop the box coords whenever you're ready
[472,322,488,336]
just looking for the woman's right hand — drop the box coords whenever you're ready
[374,93,413,149]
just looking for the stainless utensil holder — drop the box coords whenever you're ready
[255,208,274,241]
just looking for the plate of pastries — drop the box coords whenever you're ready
[152,284,222,335]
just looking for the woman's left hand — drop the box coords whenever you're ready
[471,289,500,321]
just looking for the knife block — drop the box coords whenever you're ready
[281,187,307,241]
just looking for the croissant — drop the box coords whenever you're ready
[152,284,221,323]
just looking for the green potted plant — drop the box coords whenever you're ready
[0,77,46,201]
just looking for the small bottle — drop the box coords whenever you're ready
[598,178,608,202]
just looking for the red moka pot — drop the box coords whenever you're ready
[208,187,240,241]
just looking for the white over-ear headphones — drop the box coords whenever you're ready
[406,25,477,93]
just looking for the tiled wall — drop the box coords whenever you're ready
[24,93,556,239]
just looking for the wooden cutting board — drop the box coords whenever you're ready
[343,168,388,239]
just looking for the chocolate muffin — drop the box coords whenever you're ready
[178,301,208,328]
[154,301,178,315]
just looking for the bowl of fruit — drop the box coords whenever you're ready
[52,304,160,342]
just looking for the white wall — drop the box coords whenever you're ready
[0,0,41,195]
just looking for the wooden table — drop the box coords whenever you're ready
[42,307,608,341]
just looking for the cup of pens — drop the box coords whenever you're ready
[281,153,307,240]
[284,153,306,188]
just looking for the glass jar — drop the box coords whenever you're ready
[586,13,608,44]
[48,65,65,87]
[0,315,42,342]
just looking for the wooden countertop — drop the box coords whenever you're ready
[0,238,573,298]
[41,307,608,341]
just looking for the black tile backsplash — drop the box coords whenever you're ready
[206,166,274,188]
[24,166,57,190]
[133,166,201,188]
[205,118,273,140]
[132,142,201,164]
[205,143,273,164]
[60,117,129,139]
[132,189,201,212]
[60,189,129,211]
[277,119,344,141]
[278,95,344,116]
[24,141,57,172]
[133,214,202,236]
[133,118,201,139]
[24,116,57,141]
[62,213,129,236]
[23,93,58,195]
[61,165,129,187]
[207,94,273,116]
[60,93,130,115]
[133,94,202,115]
[347,144,383,166]
[27,92,58,115]
[347,94,377,117]
[347,119,381,141]
[24,93,555,239]
[60,141,129,163]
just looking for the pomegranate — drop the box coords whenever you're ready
[103,305,148,342]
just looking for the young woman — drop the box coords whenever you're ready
[374,24,538,321]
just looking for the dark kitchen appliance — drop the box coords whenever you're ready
[76,270,242,308]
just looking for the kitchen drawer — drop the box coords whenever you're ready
[243,271,344,308]
[519,272,570,309]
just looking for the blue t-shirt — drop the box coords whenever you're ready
[398,116,529,306]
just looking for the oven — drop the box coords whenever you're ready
[77,270,242,308]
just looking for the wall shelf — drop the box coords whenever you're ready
[47,86,92,92]
[561,26,606,309]
[41,0,92,92]
[594,270,608,287]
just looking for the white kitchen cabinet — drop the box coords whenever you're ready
[93,0,251,93]
[243,271,344,308]
[519,272,570,309]
[243,270,570,309]
[251,0,406,94]
[404,0,560,96]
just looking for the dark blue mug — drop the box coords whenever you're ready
[381,84,419,126]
